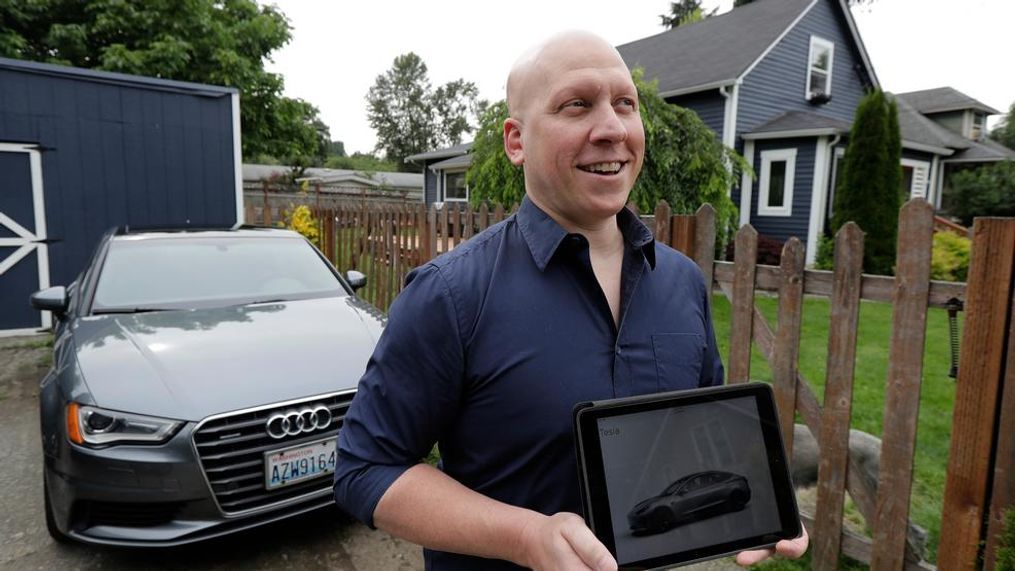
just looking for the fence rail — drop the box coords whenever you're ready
[251,195,1014,570]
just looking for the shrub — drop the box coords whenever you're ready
[724,233,784,265]
[832,90,902,276]
[814,235,835,270]
[999,508,1015,571]
[280,201,320,248]
[929,231,970,282]
[944,161,1015,225]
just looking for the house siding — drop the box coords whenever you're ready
[423,162,439,204]
[736,0,870,136]
[668,91,727,137]
[748,137,817,243]
[924,111,964,135]
[0,65,237,287]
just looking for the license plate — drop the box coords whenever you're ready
[264,438,337,490]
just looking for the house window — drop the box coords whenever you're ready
[806,36,835,103]
[971,113,985,140]
[443,171,468,202]
[757,149,796,217]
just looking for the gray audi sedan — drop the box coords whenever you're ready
[30,226,384,547]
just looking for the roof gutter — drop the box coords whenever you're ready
[902,140,955,156]
[719,81,741,151]
[743,127,845,140]
[659,80,736,99]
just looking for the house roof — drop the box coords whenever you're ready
[944,137,1015,164]
[896,87,1001,116]
[894,96,968,154]
[744,111,853,139]
[242,164,422,189]
[430,154,473,170]
[617,0,877,97]
[405,142,473,163]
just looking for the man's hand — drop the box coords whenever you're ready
[735,524,809,566]
[517,512,617,571]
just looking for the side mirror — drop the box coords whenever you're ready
[30,286,69,316]
[346,270,367,291]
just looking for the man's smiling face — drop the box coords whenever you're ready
[504,34,645,229]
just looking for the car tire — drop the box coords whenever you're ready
[43,471,71,544]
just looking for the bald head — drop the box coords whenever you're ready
[506,31,630,120]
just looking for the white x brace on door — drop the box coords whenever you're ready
[0,143,51,332]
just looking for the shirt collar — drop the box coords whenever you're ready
[516,195,656,272]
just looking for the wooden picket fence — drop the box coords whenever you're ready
[249,197,1014,570]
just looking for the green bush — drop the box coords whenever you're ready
[930,231,970,282]
[814,235,835,270]
[945,161,1015,225]
[998,508,1015,571]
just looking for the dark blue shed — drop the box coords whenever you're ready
[0,58,242,334]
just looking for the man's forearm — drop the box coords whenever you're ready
[373,463,538,566]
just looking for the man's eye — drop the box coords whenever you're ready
[564,100,588,109]
[616,97,637,109]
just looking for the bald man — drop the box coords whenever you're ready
[333,32,806,570]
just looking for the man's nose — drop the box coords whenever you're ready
[589,105,628,144]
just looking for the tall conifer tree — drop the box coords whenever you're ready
[832,89,902,275]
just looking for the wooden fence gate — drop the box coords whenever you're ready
[254,196,1014,569]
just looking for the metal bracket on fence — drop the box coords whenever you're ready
[946,297,963,379]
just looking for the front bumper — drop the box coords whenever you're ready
[44,392,354,547]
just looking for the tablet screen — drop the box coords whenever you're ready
[574,384,799,569]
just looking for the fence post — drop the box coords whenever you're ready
[773,237,804,454]
[940,218,1015,570]
[871,200,934,570]
[728,225,758,384]
[694,204,716,290]
[427,206,437,263]
[813,222,864,570]
[653,200,671,244]
[478,203,490,233]
[986,293,1015,570]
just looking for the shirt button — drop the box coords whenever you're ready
[615,347,622,356]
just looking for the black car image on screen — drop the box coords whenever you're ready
[628,470,751,535]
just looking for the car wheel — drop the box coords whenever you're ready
[43,472,70,544]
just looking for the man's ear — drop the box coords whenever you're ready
[503,118,524,166]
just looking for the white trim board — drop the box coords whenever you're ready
[0,143,51,331]
[739,140,755,227]
[231,93,244,224]
[806,137,832,266]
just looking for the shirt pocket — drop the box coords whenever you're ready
[652,333,705,390]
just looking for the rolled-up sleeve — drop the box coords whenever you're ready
[333,264,464,527]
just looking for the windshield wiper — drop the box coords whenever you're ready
[92,307,171,315]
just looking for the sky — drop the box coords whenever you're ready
[262,0,1015,156]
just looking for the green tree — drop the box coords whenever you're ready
[660,0,717,28]
[327,141,347,157]
[945,161,1015,224]
[0,0,328,165]
[467,69,746,248]
[366,53,482,172]
[991,101,1015,151]
[831,89,902,275]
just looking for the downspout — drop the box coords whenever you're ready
[719,81,741,197]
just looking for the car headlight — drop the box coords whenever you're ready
[66,403,182,446]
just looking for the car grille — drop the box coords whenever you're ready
[193,392,355,515]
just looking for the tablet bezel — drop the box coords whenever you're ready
[573,383,801,570]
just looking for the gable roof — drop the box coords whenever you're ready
[896,87,1001,116]
[894,96,967,155]
[617,0,878,97]
[944,137,1015,164]
[242,164,422,190]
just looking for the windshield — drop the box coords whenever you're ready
[92,235,346,312]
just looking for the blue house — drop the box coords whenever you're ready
[0,58,242,335]
[618,0,1014,263]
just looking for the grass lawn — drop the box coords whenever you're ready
[709,293,960,567]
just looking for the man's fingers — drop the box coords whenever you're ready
[559,518,617,571]
[736,547,774,566]
[775,525,809,558]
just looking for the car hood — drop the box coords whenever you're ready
[72,296,384,422]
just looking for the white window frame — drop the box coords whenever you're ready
[441,169,469,203]
[757,148,796,217]
[805,36,835,102]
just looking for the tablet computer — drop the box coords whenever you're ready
[573,383,800,570]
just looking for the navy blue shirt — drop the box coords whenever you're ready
[334,197,724,570]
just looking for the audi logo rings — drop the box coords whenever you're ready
[265,405,333,439]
